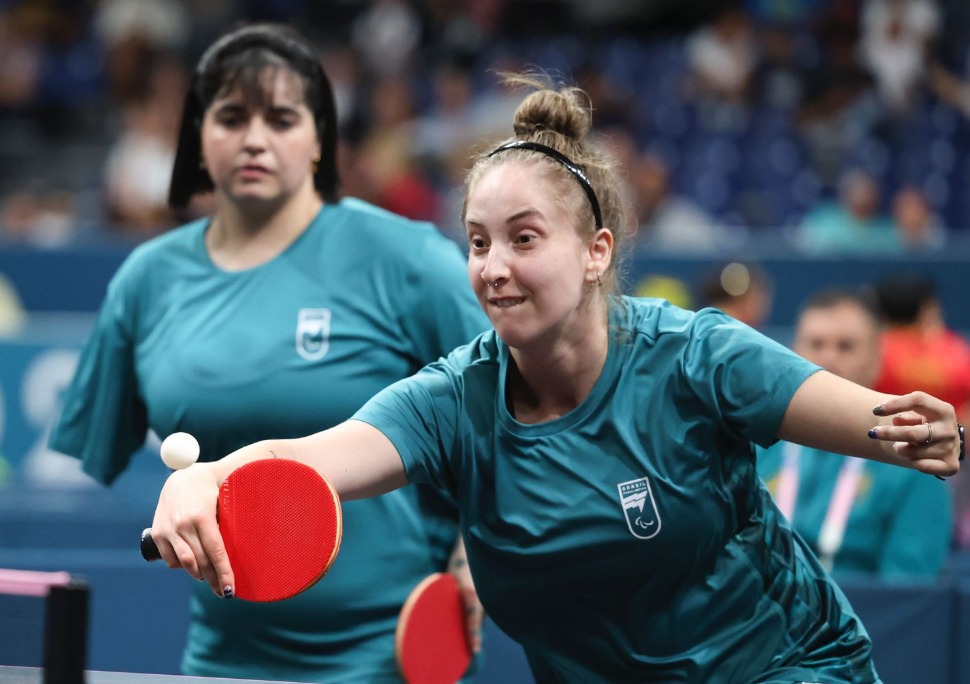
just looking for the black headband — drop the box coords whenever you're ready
[487,140,603,228]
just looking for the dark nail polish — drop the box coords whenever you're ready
[872,405,886,416]
[222,586,234,599]
[868,429,878,439]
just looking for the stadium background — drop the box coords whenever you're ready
[1,0,970,681]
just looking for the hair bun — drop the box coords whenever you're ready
[507,76,591,142]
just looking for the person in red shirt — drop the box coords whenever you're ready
[874,275,970,417]
[874,274,970,546]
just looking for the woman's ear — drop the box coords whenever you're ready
[588,228,614,275]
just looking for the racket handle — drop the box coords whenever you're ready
[140,528,162,562]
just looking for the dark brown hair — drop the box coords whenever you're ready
[168,23,339,210]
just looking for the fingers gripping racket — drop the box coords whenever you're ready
[141,458,342,602]
[396,572,473,684]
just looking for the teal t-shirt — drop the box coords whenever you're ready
[49,198,489,682]
[355,296,881,683]
[757,442,952,582]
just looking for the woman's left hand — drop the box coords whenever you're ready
[869,391,964,478]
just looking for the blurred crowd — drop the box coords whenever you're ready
[2,0,970,253]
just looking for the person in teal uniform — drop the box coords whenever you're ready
[758,289,952,581]
[48,24,488,683]
[146,74,964,683]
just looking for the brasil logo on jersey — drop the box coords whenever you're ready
[295,308,331,361]
[617,477,661,539]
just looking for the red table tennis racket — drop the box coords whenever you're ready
[395,572,473,684]
[141,458,342,602]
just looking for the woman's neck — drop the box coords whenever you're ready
[207,189,324,271]
[507,302,610,424]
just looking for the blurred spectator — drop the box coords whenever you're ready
[750,22,808,111]
[94,0,190,105]
[413,65,521,240]
[319,43,365,138]
[630,151,736,254]
[576,61,642,132]
[927,60,970,120]
[413,59,481,173]
[0,3,42,115]
[0,186,76,247]
[351,0,422,79]
[685,4,757,106]
[102,49,186,237]
[794,168,899,254]
[697,260,773,329]
[873,274,970,424]
[794,19,880,186]
[858,0,940,115]
[758,288,952,582]
[890,185,946,251]
[20,1,104,140]
[872,274,970,547]
[422,0,502,67]
[352,75,441,222]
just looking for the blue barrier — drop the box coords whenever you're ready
[0,243,969,331]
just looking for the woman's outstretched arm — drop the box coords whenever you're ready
[149,419,407,596]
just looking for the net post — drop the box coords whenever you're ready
[43,580,89,684]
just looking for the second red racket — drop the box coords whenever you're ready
[395,572,473,684]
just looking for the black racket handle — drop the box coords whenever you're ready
[141,528,162,562]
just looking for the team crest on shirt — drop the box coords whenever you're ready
[295,308,331,361]
[617,477,661,539]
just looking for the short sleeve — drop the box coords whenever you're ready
[684,310,821,447]
[352,359,464,497]
[48,270,148,485]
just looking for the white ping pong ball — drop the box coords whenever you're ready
[160,432,200,470]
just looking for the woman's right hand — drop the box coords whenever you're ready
[150,462,235,598]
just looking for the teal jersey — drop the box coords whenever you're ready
[757,442,952,582]
[49,198,489,682]
[355,297,881,683]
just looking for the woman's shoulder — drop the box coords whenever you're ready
[619,296,731,337]
[109,219,207,293]
[329,197,442,241]
[431,329,498,372]
[321,198,466,280]
[119,219,205,272]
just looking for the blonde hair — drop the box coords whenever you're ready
[463,73,629,294]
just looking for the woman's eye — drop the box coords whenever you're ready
[269,116,297,130]
[216,114,243,127]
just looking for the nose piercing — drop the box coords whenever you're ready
[481,273,495,288]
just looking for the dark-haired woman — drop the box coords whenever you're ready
[50,23,487,682]
[148,73,962,683]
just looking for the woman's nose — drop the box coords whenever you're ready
[480,249,509,288]
[242,118,269,151]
